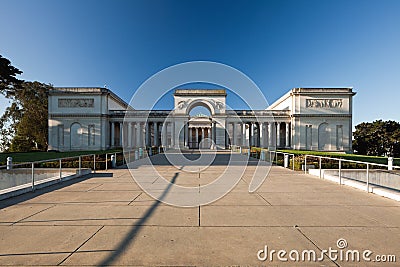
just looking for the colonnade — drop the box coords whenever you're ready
[227,121,291,148]
[110,121,172,148]
[110,120,291,149]
[188,126,212,149]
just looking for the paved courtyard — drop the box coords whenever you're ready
[0,152,400,266]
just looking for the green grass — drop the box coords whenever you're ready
[277,149,400,166]
[0,149,122,165]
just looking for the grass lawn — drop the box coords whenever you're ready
[278,149,400,166]
[0,149,122,165]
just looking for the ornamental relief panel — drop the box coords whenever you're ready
[306,99,343,108]
[58,98,94,108]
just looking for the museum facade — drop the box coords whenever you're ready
[48,87,356,152]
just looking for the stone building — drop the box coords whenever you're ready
[48,87,356,152]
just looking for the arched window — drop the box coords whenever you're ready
[70,123,82,148]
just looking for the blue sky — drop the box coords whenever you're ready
[1,0,400,125]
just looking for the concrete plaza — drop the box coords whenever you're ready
[0,152,399,266]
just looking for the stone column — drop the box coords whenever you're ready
[188,128,192,148]
[201,128,205,148]
[195,128,199,148]
[250,122,255,147]
[154,122,159,147]
[230,123,234,146]
[111,122,115,147]
[132,122,136,148]
[260,123,264,148]
[268,122,272,147]
[242,123,247,146]
[233,123,240,146]
[119,122,123,146]
[162,122,168,147]
[207,128,211,148]
[184,122,189,148]
[276,122,281,148]
[128,122,132,148]
[285,122,290,147]
[145,122,151,147]
[171,122,175,147]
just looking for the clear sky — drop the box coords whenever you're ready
[1,0,400,125]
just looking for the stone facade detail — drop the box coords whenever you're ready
[58,98,94,108]
[48,87,356,152]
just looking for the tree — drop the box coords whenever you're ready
[0,55,51,152]
[0,55,23,97]
[353,120,400,157]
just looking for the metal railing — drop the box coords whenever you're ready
[230,145,296,171]
[303,154,400,193]
[0,147,165,199]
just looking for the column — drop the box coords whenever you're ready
[154,122,159,147]
[184,122,189,148]
[268,122,272,147]
[242,123,247,146]
[195,128,199,148]
[119,122,123,146]
[232,123,236,146]
[250,122,255,147]
[188,128,192,148]
[285,122,290,147]
[162,122,168,147]
[213,122,217,145]
[231,122,236,145]
[111,122,115,147]
[137,123,142,147]
[207,128,211,148]
[145,122,151,147]
[201,128,205,148]
[171,122,175,148]
[260,123,264,148]
[128,122,132,148]
[132,122,136,148]
[276,122,281,147]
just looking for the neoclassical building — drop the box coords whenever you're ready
[48,87,356,152]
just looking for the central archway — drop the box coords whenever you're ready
[187,100,214,149]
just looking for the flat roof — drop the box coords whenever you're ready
[174,89,227,96]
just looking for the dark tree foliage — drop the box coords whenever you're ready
[353,120,400,157]
[0,55,23,96]
[0,55,51,152]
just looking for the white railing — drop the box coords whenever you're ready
[230,145,296,171]
[303,154,400,193]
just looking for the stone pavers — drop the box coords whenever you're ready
[0,152,399,266]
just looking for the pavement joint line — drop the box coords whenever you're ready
[57,225,105,266]
[198,206,201,227]
[86,183,104,192]
[256,192,273,206]
[295,226,341,267]
[128,192,143,205]
[11,204,56,226]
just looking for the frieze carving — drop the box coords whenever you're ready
[306,99,343,108]
[58,98,94,108]
[176,100,189,110]
[215,101,225,109]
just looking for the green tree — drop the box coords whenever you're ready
[0,55,51,152]
[353,120,400,157]
[0,54,23,96]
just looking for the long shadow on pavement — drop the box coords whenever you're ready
[97,172,179,266]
